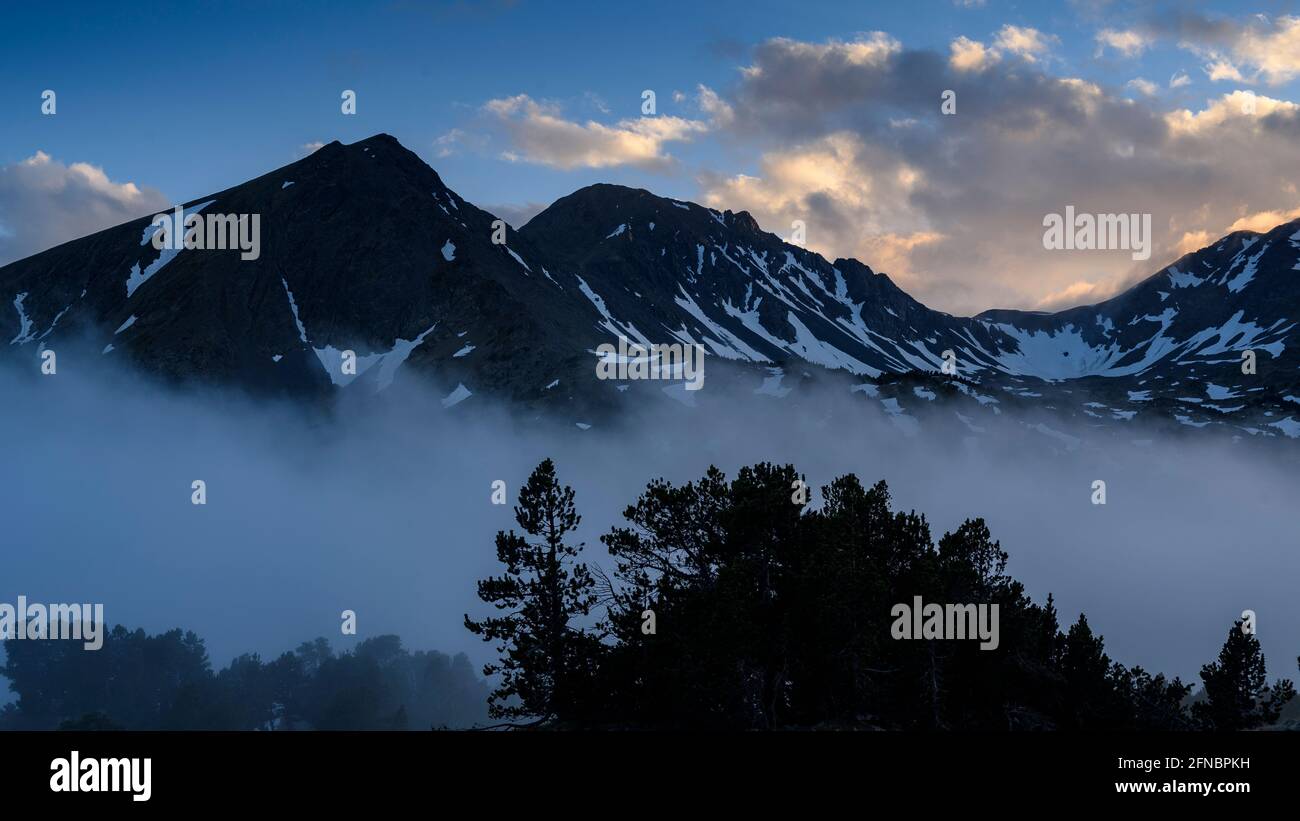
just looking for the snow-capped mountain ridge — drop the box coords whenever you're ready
[3,134,1298,438]
[973,223,1300,382]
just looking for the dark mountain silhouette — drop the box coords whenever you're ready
[3,134,1298,440]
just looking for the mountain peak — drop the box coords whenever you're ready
[727,209,761,233]
[5,133,1300,439]
[354,132,401,146]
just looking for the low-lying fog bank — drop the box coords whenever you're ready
[3,357,1296,695]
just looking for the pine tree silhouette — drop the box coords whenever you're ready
[1193,620,1295,730]
[464,459,599,724]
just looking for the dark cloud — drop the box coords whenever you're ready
[1139,7,1245,44]
[698,32,1300,314]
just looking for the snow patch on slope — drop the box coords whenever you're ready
[442,383,472,408]
[9,293,34,344]
[126,200,216,298]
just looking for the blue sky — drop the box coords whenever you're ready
[3,0,1299,313]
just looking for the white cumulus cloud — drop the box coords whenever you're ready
[483,94,709,170]
[0,152,168,266]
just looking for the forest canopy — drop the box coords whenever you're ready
[466,459,1297,731]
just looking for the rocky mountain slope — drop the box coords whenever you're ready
[3,134,1298,441]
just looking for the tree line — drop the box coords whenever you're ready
[4,457,1292,732]
[466,458,1297,730]
[1,629,488,730]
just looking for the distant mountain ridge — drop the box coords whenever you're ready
[3,134,1299,442]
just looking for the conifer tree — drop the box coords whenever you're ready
[465,459,599,723]
[1193,621,1295,730]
